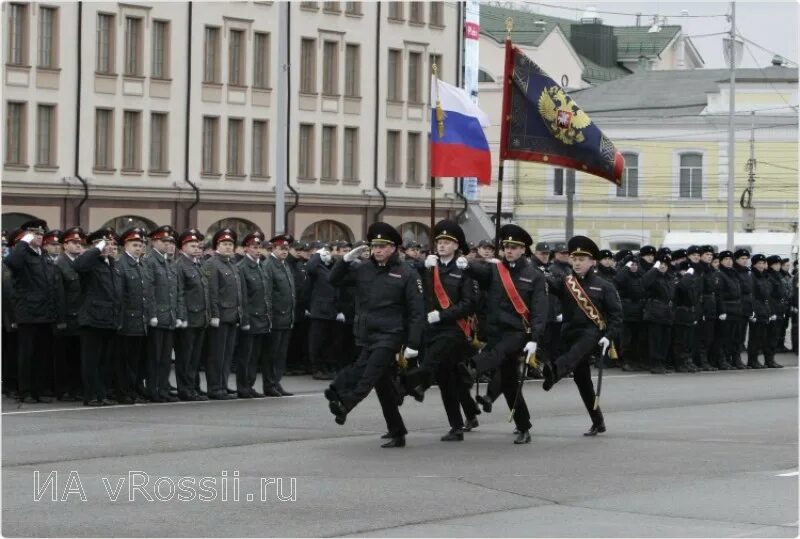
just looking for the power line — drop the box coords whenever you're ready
[513,1,730,20]
[736,34,799,67]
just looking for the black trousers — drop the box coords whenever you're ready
[308,319,339,373]
[428,334,470,430]
[672,325,693,369]
[262,329,291,390]
[647,323,671,369]
[80,327,116,402]
[333,346,407,436]
[234,330,265,392]
[53,334,82,398]
[147,328,174,399]
[207,323,237,395]
[738,318,749,352]
[719,317,740,364]
[2,327,18,393]
[693,316,715,366]
[621,320,647,368]
[287,318,310,373]
[115,335,143,399]
[539,322,562,364]
[174,327,206,397]
[471,332,532,433]
[338,324,357,370]
[16,323,53,398]
[748,321,778,364]
[552,327,605,423]
[792,313,799,353]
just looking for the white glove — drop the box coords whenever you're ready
[182,320,189,328]
[598,337,610,356]
[424,254,438,269]
[653,261,662,270]
[686,267,695,275]
[769,314,778,321]
[625,261,634,269]
[241,324,251,331]
[749,313,756,322]
[56,322,67,330]
[176,319,185,328]
[403,347,419,360]
[319,249,332,264]
[487,258,501,264]
[344,244,368,262]
[456,256,468,270]
[210,317,220,328]
[149,317,158,327]
[791,307,798,314]
[21,233,35,244]
[556,314,563,323]
[304,309,310,318]
[336,312,346,323]
[96,239,107,252]
[523,341,537,355]
[427,310,441,324]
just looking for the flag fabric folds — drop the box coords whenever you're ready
[499,41,624,185]
[430,77,492,185]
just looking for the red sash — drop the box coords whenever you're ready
[496,262,531,333]
[432,266,471,338]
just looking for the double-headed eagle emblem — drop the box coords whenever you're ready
[538,85,592,145]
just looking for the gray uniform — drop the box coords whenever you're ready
[235,254,273,395]
[143,250,178,400]
[262,254,295,393]
[175,252,210,399]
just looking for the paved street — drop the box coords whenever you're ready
[2,352,798,537]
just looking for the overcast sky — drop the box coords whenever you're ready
[505,0,799,69]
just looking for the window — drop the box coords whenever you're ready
[553,168,574,196]
[300,38,316,93]
[478,69,495,83]
[122,110,141,171]
[323,2,340,12]
[617,153,638,197]
[228,29,245,85]
[36,105,55,166]
[38,7,57,68]
[429,2,444,26]
[227,118,244,175]
[407,132,420,185]
[343,127,358,181]
[253,32,270,88]
[124,17,143,76]
[386,130,401,184]
[151,20,169,78]
[204,26,220,83]
[388,49,402,101]
[409,2,424,23]
[7,3,28,65]
[298,124,314,179]
[322,41,338,95]
[344,44,360,97]
[94,108,113,169]
[679,153,702,198]
[252,120,268,177]
[345,2,362,15]
[202,116,219,174]
[399,222,430,246]
[150,112,167,172]
[206,218,263,242]
[301,220,353,243]
[408,52,422,103]
[5,102,26,165]
[300,1,319,8]
[321,125,337,180]
[96,13,115,73]
[388,1,404,20]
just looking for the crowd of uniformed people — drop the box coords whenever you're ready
[2,218,796,446]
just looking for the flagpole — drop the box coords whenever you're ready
[496,18,514,251]
[431,63,441,235]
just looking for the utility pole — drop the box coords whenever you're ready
[741,110,756,231]
[726,1,736,250]
[565,169,575,239]
[274,1,289,234]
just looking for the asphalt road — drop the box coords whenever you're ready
[2,352,798,537]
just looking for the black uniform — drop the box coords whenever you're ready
[747,265,774,367]
[306,252,340,378]
[672,269,699,372]
[53,252,83,399]
[791,272,799,353]
[286,252,310,375]
[235,254,272,396]
[735,263,754,361]
[116,251,150,403]
[143,249,179,401]
[614,263,647,371]
[717,263,741,368]
[694,262,721,370]
[641,263,675,373]
[175,251,211,400]
[2,256,18,396]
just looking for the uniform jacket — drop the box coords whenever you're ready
[143,250,178,329]
[306,253,339,321]
[718,266,741,317]
[6,241,60,324]
[641,267,675,325]
[2,260,16,331]
[264,254,296,330]
[329,252,424,350]
[700,262,722,319]
[751,269,773,322]
[465,256,547,342]
[547,268,622,341]
[532,257,558,323]
[771,269,791,317]
[417,257,478,342]
[73,247,123,330]
[175,252,211,328]
[237,254,272,334]
[672,272,698,327]
[287,253,309,321]
[613,266,644,322]
[547,259,571,319]
[595,265,617,283]
[117,252,149,336]
[735,265,754,317]
[55,253,82,336]
[204,253,245,325]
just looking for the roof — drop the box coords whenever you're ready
[579,54,631,84]
[570,67,799,117]
[613,25,681,59]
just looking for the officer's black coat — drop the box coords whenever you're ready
[6,241,59,324]
[287,253,308,322]
[329,252,424,351]
[117,252,149,336]
[700,262,722,319]
[143,250,178,329]
[596,264,617,283]
[416,257,477,341]
[306,253,339,321]
[55,253,82,336]
[751,268,773,322]
[204,253,245,325]
[237,254,272,334]
[718,266,741,317]
[547,268,622,341]
[613,265,644,322]
[641,266,675,325]
[2,260,16,331]
[264,254,296,330]
[672,272,698,327]
[73,246,122,330]
[735,264,754,318]
[175,252,210,328]
[768,268,789,318]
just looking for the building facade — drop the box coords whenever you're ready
[2,1,462,244]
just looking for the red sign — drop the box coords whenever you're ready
[464,22,480,40]
[557,110,573,129]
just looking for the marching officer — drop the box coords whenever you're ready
[174,228,211,401]
[53,227,87,401]
[459,224,548,444]
[204,228,245,400]
[116,228,150,404]
[262,234,296,397]
[235,231,272,398]
[73,228,122,406]
[306,244,340,380]
[144,226,179,402]
[6,220,60,403]
[540,236,622,436]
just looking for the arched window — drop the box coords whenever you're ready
[102,215,158,235]
[398,221,429,247]
[301,220,353,243]
[2,212,39,232]
[478,68,495,83]
[206,218,262,241]
[679,153,702,199]
[610,241,641,251]
[617,153,639,198]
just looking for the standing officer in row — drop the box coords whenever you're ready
[614,253,646,372]
[716,250,740,369]
[733,249,753,367]
[306,243,340,380]
[262,234,296,397]
[174,229,211,401]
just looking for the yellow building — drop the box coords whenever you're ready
[511,66,799,249]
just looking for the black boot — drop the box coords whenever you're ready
[585,409,606,436]
[765,358,784,368]
[440,428,464,442]
[475,394,493,413]
[463,417,479,432]
[381,436,405,448]
[542,362,557,391]
[513,430,531,444]
[747,357,764,369]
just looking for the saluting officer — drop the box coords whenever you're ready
[116,228,150,404]
[143,226,179,402]
[262,234,296,397]
[174,229,211,401]
[672,261,699,373]
[73,228,122,406]
[204,228,245,400]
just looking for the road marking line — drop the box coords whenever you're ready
[776,471,799,477]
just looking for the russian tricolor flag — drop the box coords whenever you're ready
[430,77,492,185]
